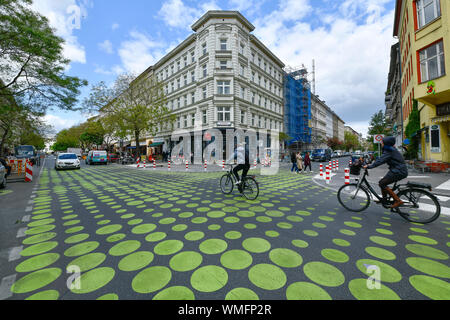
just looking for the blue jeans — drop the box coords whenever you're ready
[291,163,298,172]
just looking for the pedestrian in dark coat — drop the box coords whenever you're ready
[290,152,298,173]
[304,152,312,172]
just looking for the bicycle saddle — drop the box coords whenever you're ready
[406,181,432,191]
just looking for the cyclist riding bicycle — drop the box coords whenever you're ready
[227,142,250,189]
[363,136,408,209]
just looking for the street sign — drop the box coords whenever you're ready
[374,134,384,144]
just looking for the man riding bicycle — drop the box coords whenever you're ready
[227,142,250,190]
[363,136,408,209]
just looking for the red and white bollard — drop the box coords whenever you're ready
[254,159,257,168]
[222,159,225,171]
[153,159,156,170]
[349,159,352,166]
[136,159,141,168]
[345,168,350,185]
[25,160,33,182]
[320,164,323,178]
[336,159,339,171]
[326,166,330,184]
[204,159,207,172]
[168,160,171,171]
[185,160,189,171]
[143,160,146,169]
[332,160,335,172]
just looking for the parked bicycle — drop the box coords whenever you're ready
[337,167,440,224]
[220,164,259,200]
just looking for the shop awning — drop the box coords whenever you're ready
[432,115,450,123]
[149,142,164,147]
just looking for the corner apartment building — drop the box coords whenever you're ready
[143,11,285,159]
[394,0,450,162]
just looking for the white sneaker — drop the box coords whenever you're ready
[235,181,241,185]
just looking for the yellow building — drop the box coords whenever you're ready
[394,0,450,165]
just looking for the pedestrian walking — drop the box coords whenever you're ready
[304,152,312,173]
[296,152,304,174]
[290,152,298,173]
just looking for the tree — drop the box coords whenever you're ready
[84,73,173,158]
[344,131,359,152]
[0,0,87,113]
[404,100,420,160]
[327,137,343,151]
[367,110,391,151]
[51,128,79,152]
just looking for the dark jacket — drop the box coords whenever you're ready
[368,138,408,177]
[304,153,311,166]
[290,152,296,163]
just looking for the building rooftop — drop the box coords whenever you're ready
[191,10,255,32]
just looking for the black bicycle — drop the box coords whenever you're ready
[220,164,259,200]
[337,167,440,224]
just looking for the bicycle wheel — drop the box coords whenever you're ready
[220,174,234,194]
[337,184,371,212]
[242,177,259,200]
[395,188,441,224]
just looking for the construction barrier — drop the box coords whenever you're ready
[25,160,33,182]
[136,159,141,168]
[345,168,350,185]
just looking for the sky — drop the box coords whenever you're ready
[31,0,397,138]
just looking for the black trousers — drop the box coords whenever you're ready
[233,164,250,182]
[379,171,407,190]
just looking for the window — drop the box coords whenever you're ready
[177,97,181,108]
[171,82,174,92]
[416,0,441,29]
[184,74,188,86]
[217,107,231,121]
[191,113,195,126]
[191,51,195,63]
[202,86,207,99]
[240,64,245,76]
[241,87,245,99]
[177,117,180,128]
[251,92,255,104]
[183,56,187,67]
[202,43,207,55]
[220,60,227,70]
[177,78,181,89]
[191,71,195,83]
[171,64,174,74]
[240,43,245,55]
[177,60,181,71]
[419,41,445,82]
[217,81,231,95]
[252,114,255,126]
[183,115,187,128]
[430,124,440,152]
[202,110,207,124]
[184,94,187,106]
[252,72,255,82]
[241,111,246,124]
[203,64,207,78]
[220,39,227,50]
[191,92,195,104]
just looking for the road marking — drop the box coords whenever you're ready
[8,246,23,262]
[27,200,34,205]
[22,215,31,222]
[436,179,450,190]
[25,206,32,212]
[418,203,450,216]
[0,275,16,300]
[16,228,27,238]
[436,195,450,202]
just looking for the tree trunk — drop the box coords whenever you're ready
[135,130,141,159]
[0,126,10,157]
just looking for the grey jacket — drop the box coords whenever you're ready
[368,147,408,176]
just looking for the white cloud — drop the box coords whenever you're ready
[117,31,166,74]
[43,114,82,133]
[30,0,91,64]
[158,0,200,29]
[112,23,120,31]
[252,0,395,132]
[98,40,114,54]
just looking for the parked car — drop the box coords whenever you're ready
[351,153,364,164]
[108,153,120,163]
[55,153,81,171]
[0,161,7,189]
[331,152,339,158]
[312,149,332,162]
[86,150,108,165]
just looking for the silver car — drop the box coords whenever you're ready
[0,162,6,189]
[55,153,81,170]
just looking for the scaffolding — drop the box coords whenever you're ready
[284,66,312,151]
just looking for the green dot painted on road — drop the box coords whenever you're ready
[356,259,402,283]
[408,235,438,245]
[332,239,350,247]
[25,225,56,235]
[71,267,115,294]
[244,223,257,230]
[68,253,106,272]
[121,214,135,219]
[410,227,429,234]
[265,210,284,217]
[96,224,123,235]
[191,266,228,293]
[64,233,90,244]
[321,249,349,263]
[154,240,184,256]
[97,293,119,300]
[106,233,126,243]
[237,211,255,218]
[11,268,62,294]
[348,279,401,300]
[224,231,242,240]
[118,251,154,272]
[248,264,287,291]
[199,239,228,255]
[192,217,208,224]
[406,257,450,278]
[303,262,345,287]
[269,248,303,268]
[292,240,309,248]
[225,288,259,300]
[405,244,449,260]
[178,212,194,218]
[207,211,226,218]
[184,231,204,241]
[319,216,334,222]
[296,211,311,216]
[220,250,253,270]
[208,224,221,231]
[344,221,362,228]
[169,251,203,272]
[63,220,81,227]
[25,290,60,300]
[172,224,188,232]
[339,229,356,236]
[32,214,52,220]
[153,286,195,300]
[376,228,393,235]
[21,241,58,257]
[16,253,60,273]
[109,240,141,256]
[96,220,110,226]
[23,232,57,245]
[127,200,144,206]
[224,217,240,224]
[303,230,318,237]
[132,266,172,294]
[27,219,55,228]
[286,282,332,300]
[312,222,326,229]
[64,241,99,257]
[278,222,293,229]
[128,219,143,226]
[287,216,304,223]
[370,236,397,247]
[132,224,157,235]
[64,226,84,234]
[159,218,176,225]
[365,247,396,260]
[409,275,450,300]
[242,238,271,253]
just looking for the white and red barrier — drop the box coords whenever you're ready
[153,159,156,170]
[168,160,171,171]
[223,159,225,171]
[185,160,189,171]
[254,159,257,169]
[320,164,323,178]
[136,159,141,168]
[345,168,350,185]
[336,159,339,171]
[25,160,33,182]
[326,165,330,184]
[204,159,207,172]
